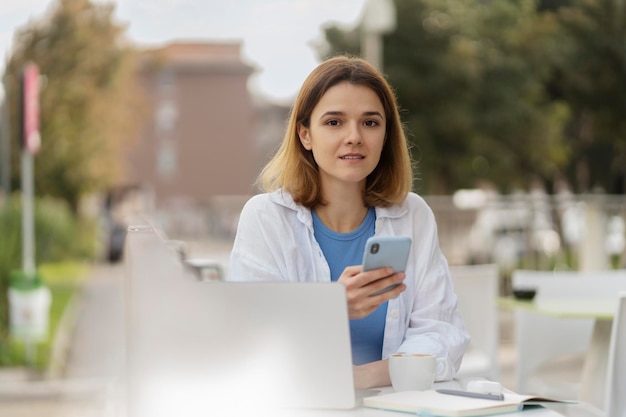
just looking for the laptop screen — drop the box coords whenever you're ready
[125,226,356,416]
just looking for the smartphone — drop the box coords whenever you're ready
[362,236,412,296]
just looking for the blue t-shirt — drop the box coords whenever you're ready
[312,207,388,365]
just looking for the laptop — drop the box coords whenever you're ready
[125,226,356,416]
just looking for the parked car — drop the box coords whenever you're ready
[102,184,153,263]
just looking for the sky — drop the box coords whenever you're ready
[0,0,368,103]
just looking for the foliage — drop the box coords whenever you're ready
[320,0,625,194]
[4,0,145,212]
[0,194,97,363]
[0,262,88,369]
[553,0,626,192]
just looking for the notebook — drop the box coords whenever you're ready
[125,226,356,417]
[362,389,575,417]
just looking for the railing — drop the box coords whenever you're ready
[154,192,626,281]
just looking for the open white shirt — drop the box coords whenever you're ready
[229,190,469,381]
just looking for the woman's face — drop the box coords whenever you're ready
[298,82,386,193]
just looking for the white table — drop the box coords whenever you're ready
[498,296,616,409]
[249,379,566,417]
[121,379,566,417]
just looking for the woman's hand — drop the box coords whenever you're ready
[337,265,406,319]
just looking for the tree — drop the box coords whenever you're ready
[4,0,145,212]
[321,0,570,194]
[554,0,626,193]
[455,0,570,193]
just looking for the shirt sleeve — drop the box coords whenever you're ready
[228,195,287,282]
[398,256,470,381]
[394,196,470,381]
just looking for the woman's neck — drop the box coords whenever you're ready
[314,186,369,233]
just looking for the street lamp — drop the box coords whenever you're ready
[360,0,397,70]
[1,73,10,197]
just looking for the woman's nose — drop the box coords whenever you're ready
[345,123,363,145]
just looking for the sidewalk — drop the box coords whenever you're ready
[0,237,520,416]
[0,237,234,416]
[0,262,127,416]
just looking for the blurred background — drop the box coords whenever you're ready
[0,0,625,414]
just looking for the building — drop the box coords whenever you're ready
[125,41,258,207]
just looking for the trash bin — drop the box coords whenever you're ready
[8,271,52,342]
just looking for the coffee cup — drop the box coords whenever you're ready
[388,353,446,391]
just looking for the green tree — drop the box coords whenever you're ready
[321,0,570,194]
[554,0,626,193]
[456,0,570,193]
[4,0,145,212]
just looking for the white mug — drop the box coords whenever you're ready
[388,353,447,391]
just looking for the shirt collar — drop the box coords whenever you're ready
[269,189,313,230]
[269,188,408,222]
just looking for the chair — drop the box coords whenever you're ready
[512,269,626,401]
[604,291,626,417]
[449,264,500,381]
[512,270,593,398]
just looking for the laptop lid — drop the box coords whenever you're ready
[125,226,356,416]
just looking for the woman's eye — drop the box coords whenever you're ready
[364,120,379,127]
[326,119,340,126]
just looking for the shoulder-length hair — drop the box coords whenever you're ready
[259,55,414,208]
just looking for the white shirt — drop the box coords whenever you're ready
[229,189,469,381]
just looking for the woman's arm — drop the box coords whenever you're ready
[385,194,470,380]
[353,360,390,390]
[228,195,288,282]
[397,258,469,381]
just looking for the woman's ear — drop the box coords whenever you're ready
[298,125,312,150]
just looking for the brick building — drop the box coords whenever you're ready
[125,41,259,210]
[112,40,297,238]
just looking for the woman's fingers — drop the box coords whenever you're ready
[341,269,407,319]
[365,272,406,297]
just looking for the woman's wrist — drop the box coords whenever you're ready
[353,359,391,390]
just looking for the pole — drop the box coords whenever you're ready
[21,148,37,366]
[580,199,608,271]
[21,151,35,275]
[360,0,396,71]
[20,63,40,366]
[1,74,10,197]
[20,62,39,278]
[361,32,383,70]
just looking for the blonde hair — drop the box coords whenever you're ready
[259,55,413,208]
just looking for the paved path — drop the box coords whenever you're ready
[64,263,126,381]
[0,237,233,416]
[0,262,127,416]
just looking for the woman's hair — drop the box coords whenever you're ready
[259,55,414,208]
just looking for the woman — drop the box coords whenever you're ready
[229,55,469,389]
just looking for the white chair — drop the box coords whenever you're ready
[512,270,593,398]
[512,269,626,401]
[604,291,626,417]
[449,264,500,381]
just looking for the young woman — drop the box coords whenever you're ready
[229,55,469,389]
